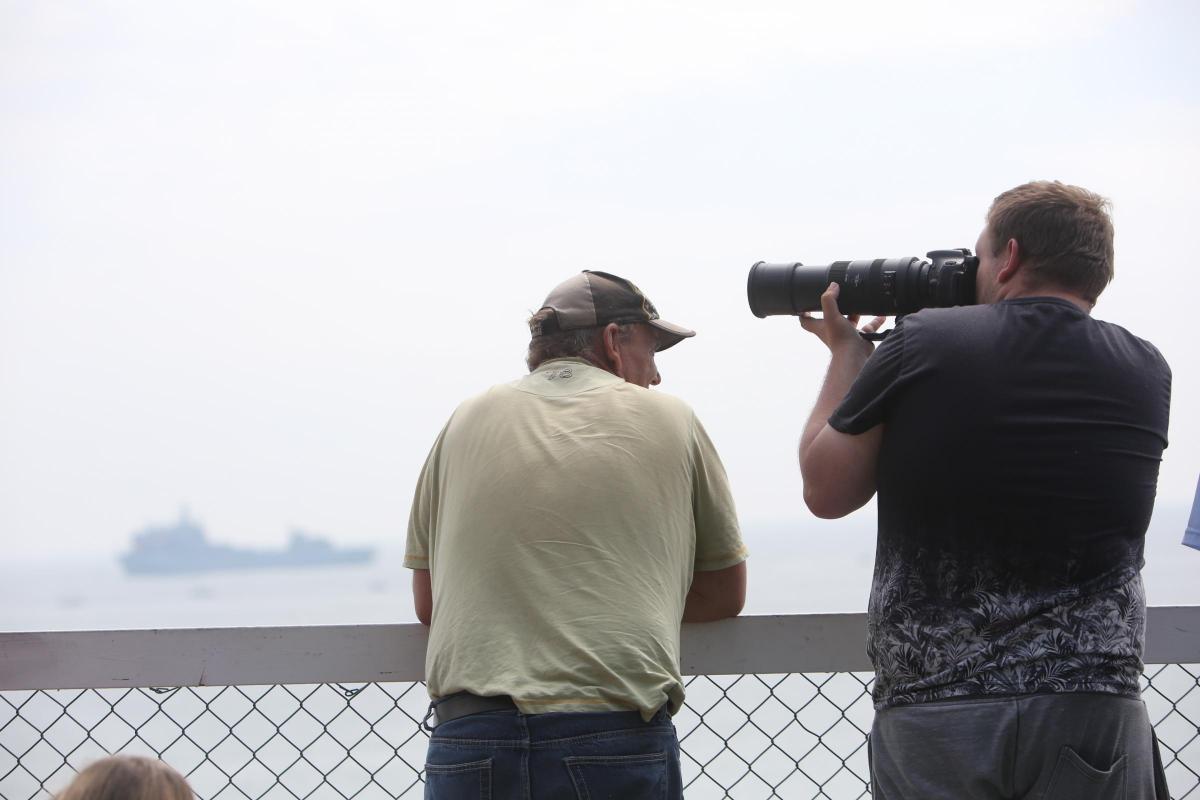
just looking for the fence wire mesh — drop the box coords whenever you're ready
[1,666,1197,799]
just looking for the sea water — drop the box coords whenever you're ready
[3,505,1195,633]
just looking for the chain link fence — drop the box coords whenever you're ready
[2,665,1197,799]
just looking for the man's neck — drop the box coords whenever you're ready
[996,284,1094,314]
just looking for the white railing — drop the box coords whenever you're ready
[2,608,1198,799]
[8,608,1198,690]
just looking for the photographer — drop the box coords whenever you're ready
[799,182,1171,799]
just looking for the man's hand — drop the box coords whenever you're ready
[798,282,886,354]
[797,282,887,519]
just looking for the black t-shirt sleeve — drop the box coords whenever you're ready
[828,318,908,435]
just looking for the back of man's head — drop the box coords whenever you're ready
[987,180,1114,303]
[526,307,606,371]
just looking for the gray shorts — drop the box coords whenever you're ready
[869,693,1169,800]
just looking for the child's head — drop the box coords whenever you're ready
[56,756,193,800]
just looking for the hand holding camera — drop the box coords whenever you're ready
[797,283,887,355]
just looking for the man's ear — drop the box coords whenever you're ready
[997,237,1021,284]
[601,323,625,379]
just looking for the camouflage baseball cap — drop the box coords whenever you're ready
[530,270,696,351]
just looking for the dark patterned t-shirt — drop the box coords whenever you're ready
[830,298,1171,710]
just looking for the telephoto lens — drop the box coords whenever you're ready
[747,249,979,318]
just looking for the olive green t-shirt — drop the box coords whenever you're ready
[404,358,746,720]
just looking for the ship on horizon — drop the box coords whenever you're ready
[119,510,376,575]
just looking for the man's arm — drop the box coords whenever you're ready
[798,283,885,519]
[406,424,451,627]
[683,561,747,622]
[412,569,432,626]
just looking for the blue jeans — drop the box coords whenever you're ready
[423,706,682,799]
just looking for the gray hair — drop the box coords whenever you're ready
[525,309,635,372]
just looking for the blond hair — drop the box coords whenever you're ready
[56,756,193,800]
[986,180,1115,302]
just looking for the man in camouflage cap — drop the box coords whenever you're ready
[406,270,748,799]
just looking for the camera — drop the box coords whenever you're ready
[747,249,979,318]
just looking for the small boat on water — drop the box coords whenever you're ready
[119,510,375,575]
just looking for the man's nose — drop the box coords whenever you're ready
[651,370,661,386]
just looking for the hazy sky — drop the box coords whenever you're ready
[2,0,1198,560]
